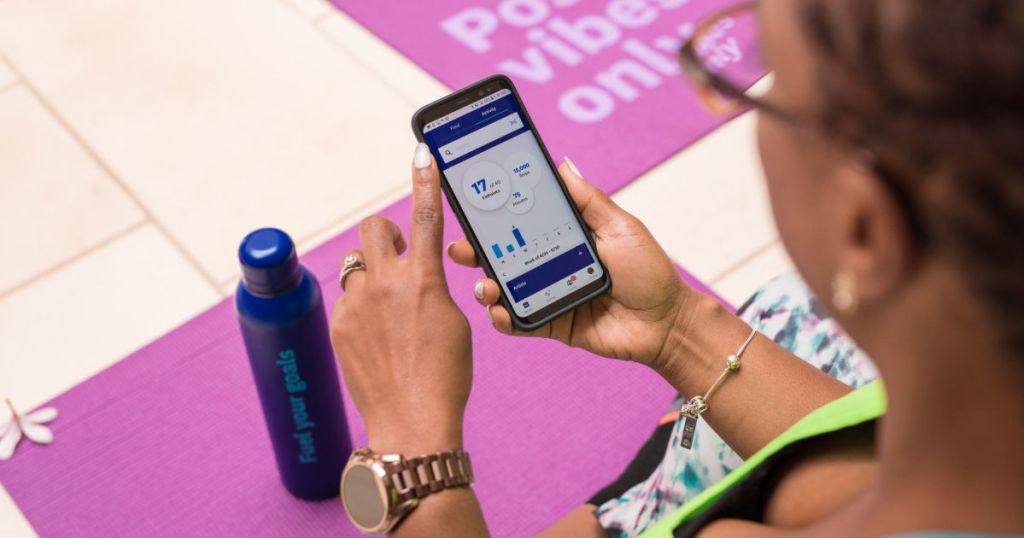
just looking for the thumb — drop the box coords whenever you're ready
[558,156,623,231]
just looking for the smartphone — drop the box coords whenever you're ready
[412,75,611,331]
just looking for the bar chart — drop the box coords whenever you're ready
[491,227,527,259]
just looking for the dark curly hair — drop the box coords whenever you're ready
[799,0,1024,352]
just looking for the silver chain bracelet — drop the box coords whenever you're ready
[679,327,758,449]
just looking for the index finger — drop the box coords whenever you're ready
[410,143,445,268]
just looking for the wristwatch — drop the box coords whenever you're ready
[340,447,474,534]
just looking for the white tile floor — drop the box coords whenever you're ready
[0,0,793,534]
[0,58,16,92]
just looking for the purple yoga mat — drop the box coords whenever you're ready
[332,0,750,194]
[0,198,727,537]
[0,1,755,533]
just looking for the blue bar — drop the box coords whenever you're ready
[491,244,503,259]
[424,95,517,146]
[506,244,514,253]
[423,94,531,170]
[506,243,595,303]
[512,227,526,247]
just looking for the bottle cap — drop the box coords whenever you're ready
[238,228,301,295]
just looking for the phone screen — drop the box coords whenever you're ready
[422,88,605,319]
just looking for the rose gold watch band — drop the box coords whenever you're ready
[386,449,474,503]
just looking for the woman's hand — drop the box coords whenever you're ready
[330,144,471,455]
[447,158,692,372]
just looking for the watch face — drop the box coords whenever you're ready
[341,462,388,531]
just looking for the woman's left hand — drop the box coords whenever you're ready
[329,143,472,455]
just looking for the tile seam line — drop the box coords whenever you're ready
[707,237,780,286]
[216,182,413,290]
[0,52,223,295]
[297,182,411,240]
[275,0,333,24]
[0,219,149,302]
[311,12,446,109]
[310,7,334,25]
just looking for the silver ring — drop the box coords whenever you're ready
[339,254,367,291]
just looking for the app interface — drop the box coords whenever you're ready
[424,89,604,318]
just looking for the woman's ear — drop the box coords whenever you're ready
[832,157,917,312]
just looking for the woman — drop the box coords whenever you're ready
[329,0,1024,536]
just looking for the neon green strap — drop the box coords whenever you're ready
[640,381,887,537]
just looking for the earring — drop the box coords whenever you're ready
[831,271,859,313]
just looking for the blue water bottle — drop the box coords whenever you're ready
[235,228,351,500]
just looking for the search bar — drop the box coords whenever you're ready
[438,112,524,163]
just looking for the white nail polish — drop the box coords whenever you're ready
[564,155,583,178]
[414,143,431,169]
[474,281,485,300]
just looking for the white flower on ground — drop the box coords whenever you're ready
[0,398,58,460]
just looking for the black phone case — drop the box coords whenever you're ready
[411,74,611,332]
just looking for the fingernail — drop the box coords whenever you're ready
[486,305,495,324]
[414,143,431,169]
[446,242,455,258]
[474,281,485,300]
[564,155,583,178]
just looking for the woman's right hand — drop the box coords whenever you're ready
[447,157,696,371]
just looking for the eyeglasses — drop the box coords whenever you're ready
[679,1,931,246]
[679,1,779,119]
